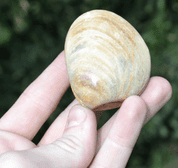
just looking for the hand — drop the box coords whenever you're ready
[0,51,172,168]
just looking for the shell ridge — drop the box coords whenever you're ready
[65,10,151,110]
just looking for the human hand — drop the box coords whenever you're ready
[0,51,172,167]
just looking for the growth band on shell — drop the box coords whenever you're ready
[65,10,151,111]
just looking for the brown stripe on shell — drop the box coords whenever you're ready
[65,10,151,110]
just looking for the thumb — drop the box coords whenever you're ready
[32,105,97,168]
[0,106,97,168]
[57,105,97,167]
[64,105,97,166]
[50,105,97,167]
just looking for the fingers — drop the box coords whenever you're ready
[141,76,172,123]
[96,76,172,152]
[90,96,147,168]
[39,76,172,148]
[0,51,69,140]
[0,105,97,168]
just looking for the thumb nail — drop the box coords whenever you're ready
[67,106,87,128]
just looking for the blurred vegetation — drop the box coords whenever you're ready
[0,0,178,167]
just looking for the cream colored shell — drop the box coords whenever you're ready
[65,10,151,111]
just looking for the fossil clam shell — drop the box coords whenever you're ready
[65,10,151,111]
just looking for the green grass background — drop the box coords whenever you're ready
[0,0,178,167]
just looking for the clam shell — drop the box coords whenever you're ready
[65,10,151,111]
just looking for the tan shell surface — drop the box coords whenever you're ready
[65,10,151,110]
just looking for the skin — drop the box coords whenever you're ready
[0,51,172,168]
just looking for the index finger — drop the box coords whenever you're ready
[90,96,147,168]
[0,51,70,140]
[95,76,172,154]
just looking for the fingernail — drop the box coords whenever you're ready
[67,106,87,128]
